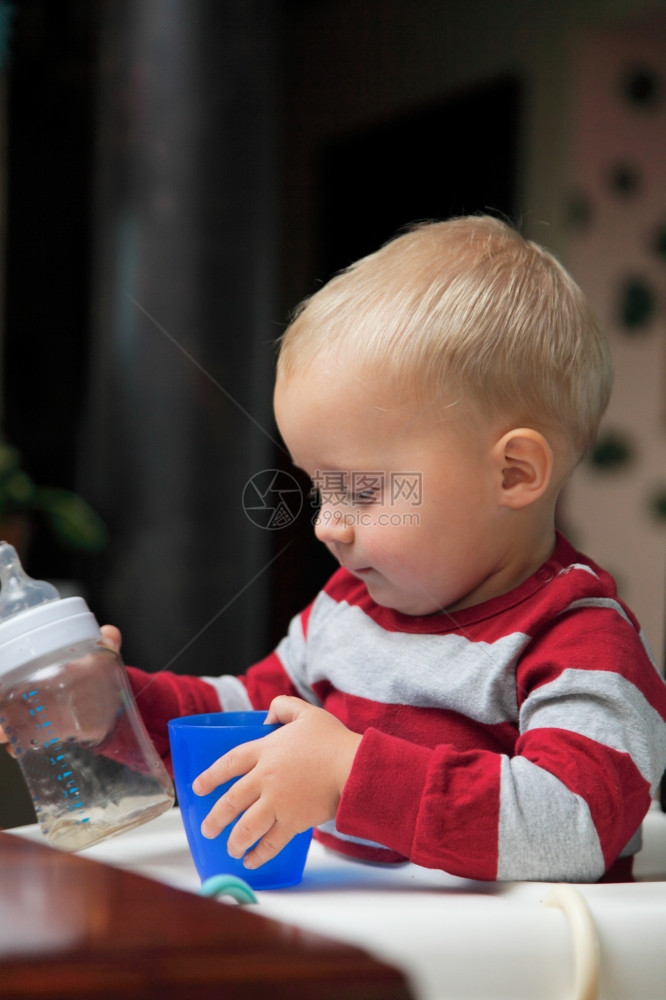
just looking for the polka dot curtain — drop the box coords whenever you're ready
[562,11,666,671]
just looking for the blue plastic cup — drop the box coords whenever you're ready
[168,711,313,889]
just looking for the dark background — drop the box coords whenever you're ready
[0,1,520,684]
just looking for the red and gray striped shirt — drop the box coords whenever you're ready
[128,533,666,882]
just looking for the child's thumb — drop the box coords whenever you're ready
[265,695,307,726]
[100,624,122,653]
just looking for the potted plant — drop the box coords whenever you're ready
[0,440,107,555]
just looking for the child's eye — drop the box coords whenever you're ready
[352,489,378,505]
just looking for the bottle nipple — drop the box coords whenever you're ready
[0,541,60,621]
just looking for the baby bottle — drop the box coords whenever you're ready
[0,542,174,850]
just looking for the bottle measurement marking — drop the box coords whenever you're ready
[22,689,91,826]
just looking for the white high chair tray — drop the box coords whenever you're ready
[9,803,666,1000]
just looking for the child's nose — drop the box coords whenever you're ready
[314,506,355,545]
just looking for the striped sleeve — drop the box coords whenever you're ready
[127,600,320,764]
[203,599,322,711]
[499,597,666,880]
[338,590,666,882]
[126,667,223,772]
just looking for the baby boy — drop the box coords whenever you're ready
[105,217,666,881]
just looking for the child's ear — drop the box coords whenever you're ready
[492,428,553,508]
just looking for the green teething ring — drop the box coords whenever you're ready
[199,874,258,904]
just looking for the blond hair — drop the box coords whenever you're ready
[277,216,612,459]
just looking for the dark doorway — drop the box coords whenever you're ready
[317,75,522,280]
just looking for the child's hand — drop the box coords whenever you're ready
[100,624,122,653]
[192,696,362,870]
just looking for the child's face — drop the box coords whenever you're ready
[274,366,511,616]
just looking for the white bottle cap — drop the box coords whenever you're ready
[0,596,102,678]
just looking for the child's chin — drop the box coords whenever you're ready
[366,583,440,617]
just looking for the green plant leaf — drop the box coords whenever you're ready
[34,488,108,553]
[0,442,20,476]
[3,470,36,508]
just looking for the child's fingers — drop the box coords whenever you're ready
[240,820,295,870]
[225,798,279,861]
[100,624,122,653]
[193,740,261,797]
[265,694,309,725]
[200,772,260,840]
